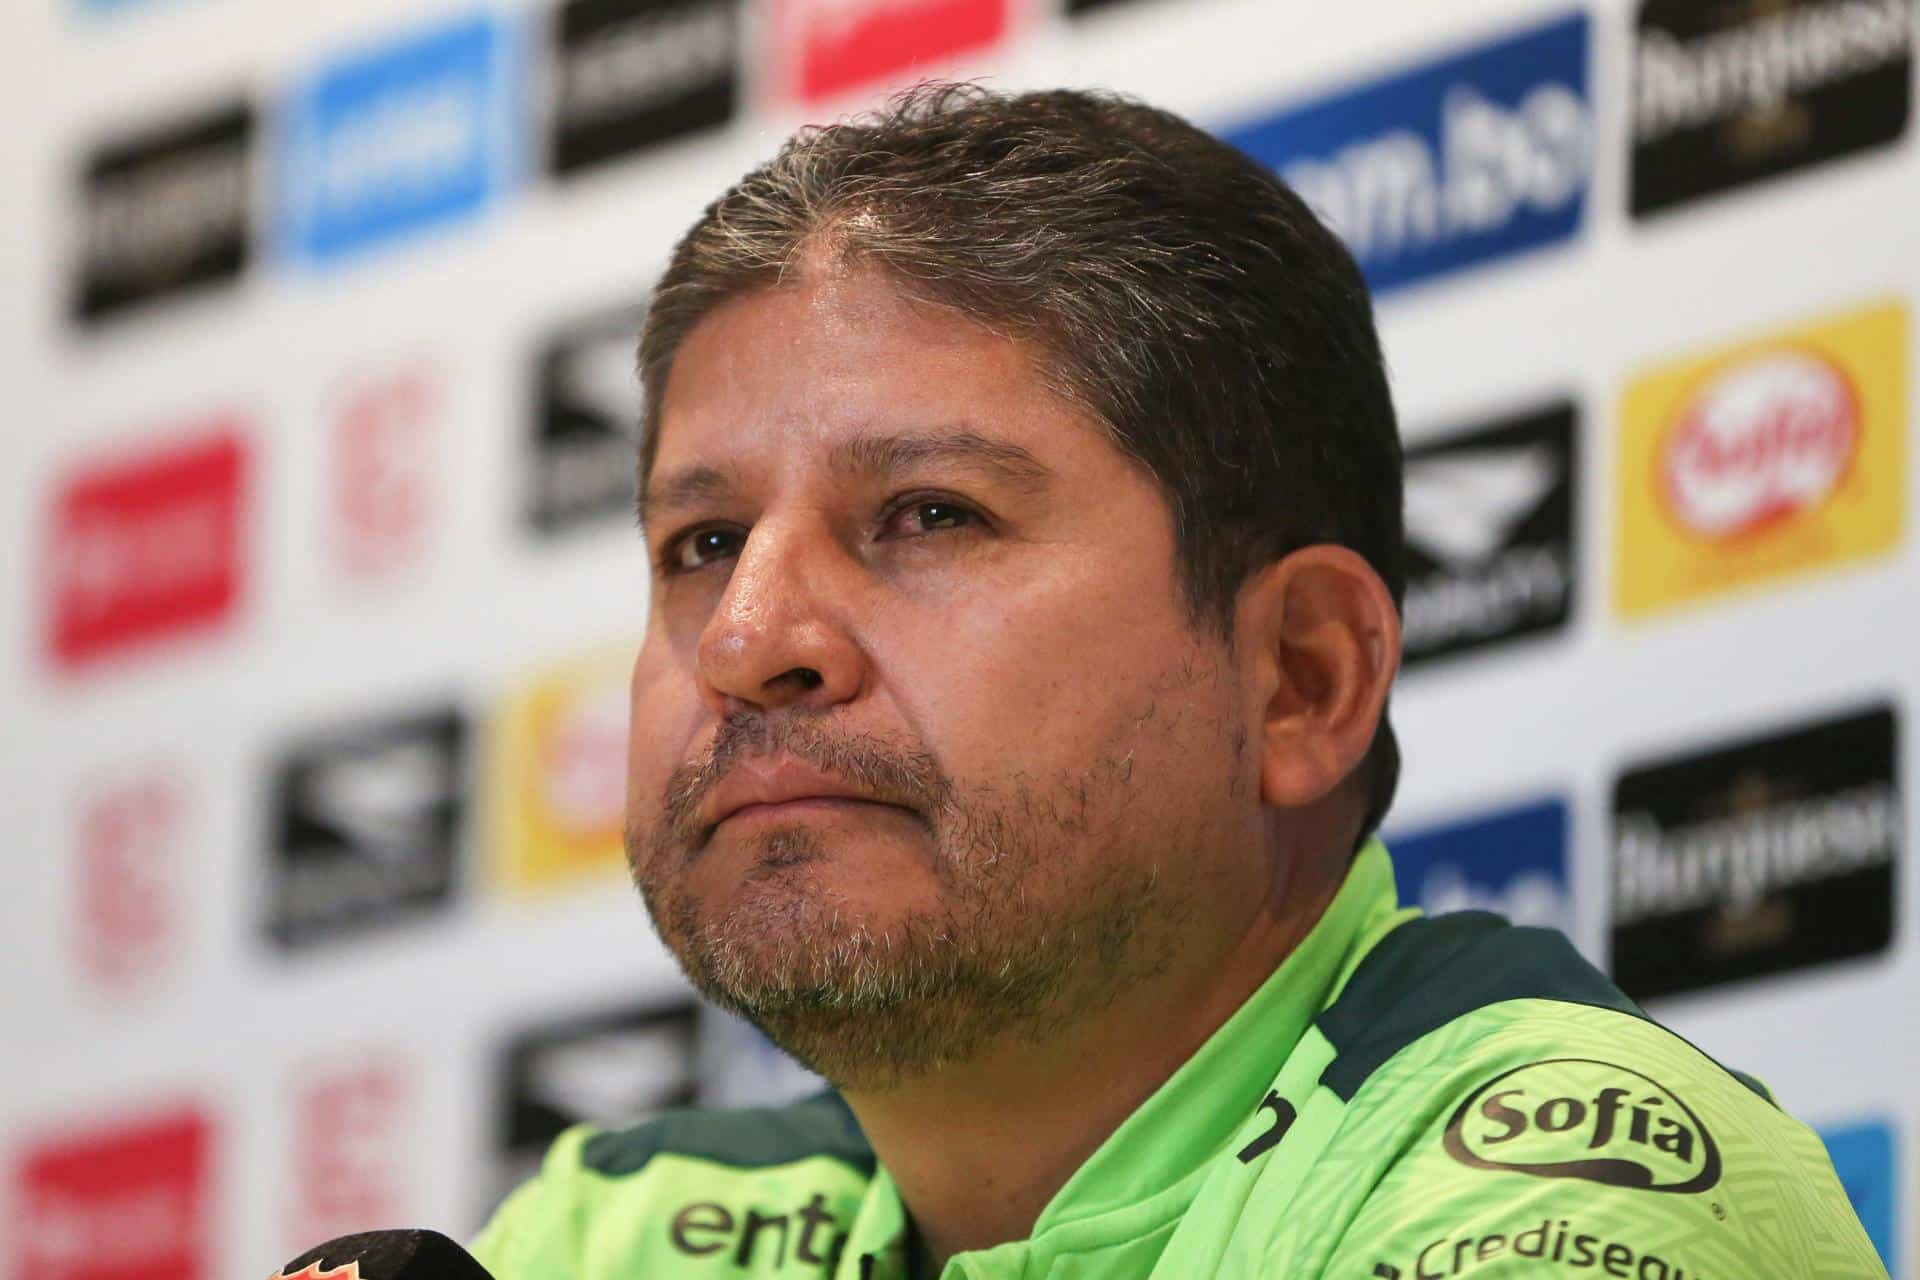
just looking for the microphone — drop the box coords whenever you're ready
[269,1230,497,1280]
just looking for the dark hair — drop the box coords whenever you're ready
[639,83,1405,846]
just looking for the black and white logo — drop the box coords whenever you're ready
[497,998,697,1184]
[1400,401,1576,669]
[1610,704,1899,1000]
[529,301,646,536]
[1631,0,1913,218]
[266,706,465,950]
[74,99,254,325]
[546,0,737,178]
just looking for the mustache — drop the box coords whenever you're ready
[649,714,955,859]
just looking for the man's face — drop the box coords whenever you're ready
[625,266,1266,1089]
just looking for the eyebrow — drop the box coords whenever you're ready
[638,428,1054,528]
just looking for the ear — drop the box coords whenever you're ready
[1235,545,1401,809]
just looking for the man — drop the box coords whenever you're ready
[474,85,1883,1279]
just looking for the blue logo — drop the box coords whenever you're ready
[1820,1119,1899,1276]
[1385,797,1570,931]
[282,12,517,264]
[1220,11,1591,296]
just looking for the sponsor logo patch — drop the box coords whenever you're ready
[775,0,1010,104]
[1373,1216,1708,1278]
[282,12,515,264]
[1401,401,1576,667]
[1443,1058,1720,1193]
[1631,0,1914,219]
[10,1105,213,1280]
[45,426,249,671]
[495,998,696,1192]
[546,0,737,176]
[528,301,645,536]
[286,1061,412,1252]
[489,645,633,890]
[331,368,437,581]
[1220,12,1591,296]
[265,706,467,950]
[1385,797,1571,933]
[1610,704,1899,999]
[1614,300,1905,618]
[74,766,188,993]
[73,98,254,325]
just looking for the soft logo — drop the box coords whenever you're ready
[1663,351,1859,538]
[1612,299,1905,619]
[1443,1059,1720,1193]
[1221,12,1590,295]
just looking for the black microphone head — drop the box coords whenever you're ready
[270,1229,496,1280]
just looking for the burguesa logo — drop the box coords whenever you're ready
[1662,350,1859,539]
[1443,1058,1721,1193]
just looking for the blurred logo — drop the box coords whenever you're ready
[45,427,248,672]
[1402,401,1576,667]
[529,302,645,536]
[496,999,696,1189]
[283,12,514,263]
[1221,11,1591,295]
[1818,1118,1899,1274]
[490,646,633,892]
[10,1105,212,1280]
[1065,0,1144,12]
[73,98,253,325]
[1610,704,1899,1000]
[286,1061,412,1252]
[1632,0,1913,219]
[1614,300,1905,618]
[1386,796,1571,933]
[266,706,466,950]
[332,368,436,581]
[74,766,187,993]
[775,0,1010,103]
[547,0,737,177]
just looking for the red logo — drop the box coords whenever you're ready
[45,428,248,670]
[1662,351,1860,538]
[783,0,1009,102]
[75,768,186,993]
[332,371,434,581]
[287,1063,410,1251]
[11,1107,212,1280]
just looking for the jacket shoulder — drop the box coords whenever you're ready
[580,1089,876,1179]
[471,1092,874,1280]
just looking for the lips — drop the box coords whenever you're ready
[702,755,909,830]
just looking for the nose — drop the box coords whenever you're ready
[694,518,867,718]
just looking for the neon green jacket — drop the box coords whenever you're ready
[472,842,1886,1279]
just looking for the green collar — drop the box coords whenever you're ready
[842,839,1404,1278]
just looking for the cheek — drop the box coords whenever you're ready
[625,645,702,814]
[880,562,1207,782]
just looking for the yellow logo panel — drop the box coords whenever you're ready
[490,642,636,893]
[1614,300,1907,619]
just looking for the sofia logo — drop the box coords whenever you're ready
[1443,1058,1720,1193]
[1662,351,1858,538]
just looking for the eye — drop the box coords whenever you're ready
[662,526,744,574]
[883,499,981,539]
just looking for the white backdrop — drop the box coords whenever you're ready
[2,0,1914,1277]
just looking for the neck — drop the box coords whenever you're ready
[840,831,1352,1274]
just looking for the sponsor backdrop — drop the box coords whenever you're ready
[2,0,1915,1275]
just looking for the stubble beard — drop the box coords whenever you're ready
[627,714,1197,1093]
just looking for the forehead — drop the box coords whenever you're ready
[647,267,1094,479]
